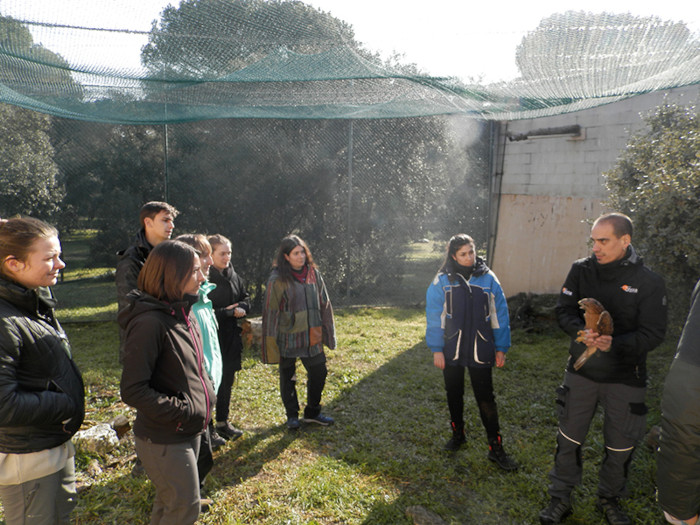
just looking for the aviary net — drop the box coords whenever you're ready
[1,1,699,123]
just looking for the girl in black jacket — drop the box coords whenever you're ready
[207,234,250,440]
[120,240,215,525]
[0,217,85,525]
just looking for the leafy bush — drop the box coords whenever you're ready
[604,100,700,323]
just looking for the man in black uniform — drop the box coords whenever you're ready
[539,212,667,525]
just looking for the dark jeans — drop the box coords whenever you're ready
[216,335,242,423]
[197,424,214,490]
[443,364,500,442]
[279,353,327,419]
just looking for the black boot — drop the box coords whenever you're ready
[539,497,573,524]
[596,497,631,525]
[444,421,466,451]
[488,435,518,471]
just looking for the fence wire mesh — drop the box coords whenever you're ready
[48,114,491,322]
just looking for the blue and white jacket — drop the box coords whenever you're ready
[425,258,510,368]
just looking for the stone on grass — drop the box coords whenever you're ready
[73,423,119,456]
[405,505,446,525]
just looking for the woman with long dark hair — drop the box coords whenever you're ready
[120,240,215,525]
[425,234,518,471]
[0,217,85,524]
[262,235,336,430]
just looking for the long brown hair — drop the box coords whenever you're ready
[440,233,475,274]
[0,217,58,281]
[273,235,316,284]
[138,240,198,302]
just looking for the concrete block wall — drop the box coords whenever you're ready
[491,85,699,296]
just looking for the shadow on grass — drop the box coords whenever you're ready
[283,332,673,525]
[212,423,299,487]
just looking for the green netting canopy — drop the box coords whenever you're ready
[1,0,699,123]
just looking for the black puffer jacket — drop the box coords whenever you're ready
[555,246,667,387]
[119,290,215,444]
[115,230,152,313]
[0,278,85,454]
[208,263,250,367]
[115,230,153,363]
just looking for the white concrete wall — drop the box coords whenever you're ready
[492,85,699,297]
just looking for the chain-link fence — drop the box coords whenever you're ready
[49,115,491,323]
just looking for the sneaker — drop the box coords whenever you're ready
[596,497,631,525]
[287,416,300,430]
[539,497,573,524]
[210,429,226,450]
[302,414,335,426]
[487,436,519,471]
[444,422,466,451]
[216,421,243,441]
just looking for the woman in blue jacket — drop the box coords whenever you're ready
[425,234,517,471]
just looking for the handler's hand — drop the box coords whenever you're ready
[495,351,506,368]
[582,330,612,352]
[433,351,445,370]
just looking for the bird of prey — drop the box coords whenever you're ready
[573,297,614,370]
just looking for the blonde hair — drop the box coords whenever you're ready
[176,233,211,256]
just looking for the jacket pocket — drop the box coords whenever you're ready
[174,392,207,435]
[444,286,453,319]
[309,326,322,347]
[442,328,461,363]
[473,330,495,365]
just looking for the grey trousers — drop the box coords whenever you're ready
[548,371,647,502]
[0,457,77,525]
[135,435,201,525]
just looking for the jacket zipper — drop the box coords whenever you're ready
[184,308,211,432]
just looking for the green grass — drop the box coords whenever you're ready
[54,229,118,322]
[6,308,670,525]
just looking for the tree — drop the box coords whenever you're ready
[0,15,81,222]
[0,103,64,220]
[141,0,356,79]
[0,15,84,100]
[50,117,167,264]
[137,0,462,306]
[604,101,700,321]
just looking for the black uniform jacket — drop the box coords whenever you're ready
[555,246,667,387]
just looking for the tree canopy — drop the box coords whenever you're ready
[141,0,357,79]
[0,16,69,221]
